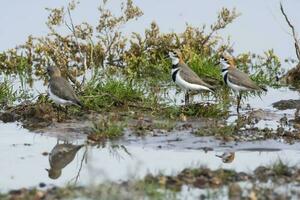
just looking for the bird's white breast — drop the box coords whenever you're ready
[48,88,74,105]
[173,69,211,91]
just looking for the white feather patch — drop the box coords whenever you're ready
[226,78,249,92]
[175,70,211,91]
[48,87,74,105]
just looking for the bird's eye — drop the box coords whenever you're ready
[221,56,227,61]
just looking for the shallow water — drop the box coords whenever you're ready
[1,117,300,192]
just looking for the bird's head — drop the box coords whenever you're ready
[219,53,234,69]
[47,65,61,78]
[46,168,62,179]
[168,50,183,65]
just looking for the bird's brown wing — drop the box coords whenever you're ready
[50,77,82,105]
[228,69,261,90]
[179,63,214,89]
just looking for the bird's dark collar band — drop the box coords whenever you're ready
[172,69,179,82]
[223,72,228,85]
[172,64,179,69]
[221,68,228,73]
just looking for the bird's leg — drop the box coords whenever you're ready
[64,106,68,119]
[57,106,60,122]
[236,92,242,114]
[185,91,190,106]
[56,105,63,122]
[295,108,299,119]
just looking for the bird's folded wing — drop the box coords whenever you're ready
[228,69,260,90]
[50,78,80,102]
[180,64,214,89]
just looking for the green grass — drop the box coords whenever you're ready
[82,78,146,111]
[187,52,222,83]
[91,118,124,140]
[0,78,16,107]
[271,159,291,177]
[194,124,235,137]
[88,116,124,142]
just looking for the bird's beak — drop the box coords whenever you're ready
[45,168,49,172]
[215,61,220,66]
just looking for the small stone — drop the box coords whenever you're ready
[39,182,46,188]
[0,112,15,123]
[179,113,187,122]
[193,177,207,188]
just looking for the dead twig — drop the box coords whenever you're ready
[66,7,88,86]
[280,3,300,61]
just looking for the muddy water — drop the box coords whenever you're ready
[1,87,300,192]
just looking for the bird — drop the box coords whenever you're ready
[218,54,267,113]
[216,152,235,163]
[168,50,214,105]
[47,66,83,120]
[46,143,84,179]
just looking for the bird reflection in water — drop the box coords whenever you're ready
[46,142,84,179]
[46,141,131,181]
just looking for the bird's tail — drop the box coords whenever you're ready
[73,99,84,108]
[208,85,216,92]
[260,86,268,92]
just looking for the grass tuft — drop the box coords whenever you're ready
[88,116,124,142]
[82,78,146,111]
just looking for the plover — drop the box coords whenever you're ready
[219,54,267,113]
[47,66,83,119]
[169,50,214,105]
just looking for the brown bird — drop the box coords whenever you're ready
[219,54,267,113]
[169,50,215,105]
[47,66,83,120]
[46,143,84,179]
